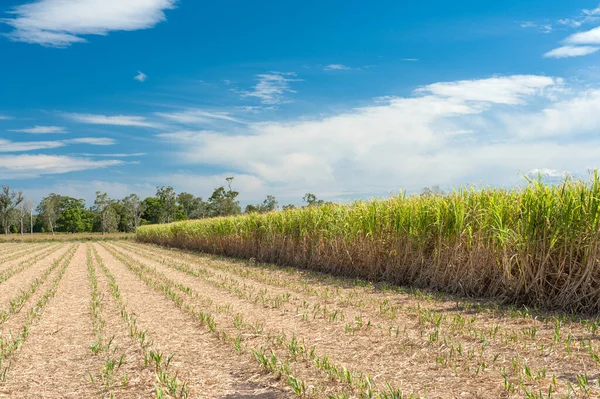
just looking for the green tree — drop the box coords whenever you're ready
[141,197,163,224]
[0,186,23,235]
[208,177,241,217]
[93,192,119,234]
[121,194,146,231]
[245,195,278,214]
[37,194,61,235]
[156,186,179,223]
[57,198,94,233]
[303,193,324,207]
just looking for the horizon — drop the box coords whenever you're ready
[2,0,600,206]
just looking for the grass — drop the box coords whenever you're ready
[137,173,600,313]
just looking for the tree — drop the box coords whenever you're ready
[22,199,35,235]
[18,198,34,235]
[142,197,163,225]
[37,194,61,235]
[57,198,94,233]
[0,186,24,235]
[93,192,119,234]
[207,177,241,217]
[245,195,278,214]
[303,193,324,207]
[282,204,296,211]
[122,194,146,231]
[156,186,178,223]
[420,185,444,197]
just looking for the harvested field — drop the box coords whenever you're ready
[0,241,599,398]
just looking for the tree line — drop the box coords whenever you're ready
[0,177,325,235]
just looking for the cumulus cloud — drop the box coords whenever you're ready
[8,125,67,134]
[134,71,148,82]
[3,0,177,47]
[156,75,600,199]
[64,113,160,128]
[241,72,302,104]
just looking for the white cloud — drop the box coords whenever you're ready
[64,113,160,128]
[66,137,116,145]
[0,114,13,120]
[156,75,600,200]
[503,89,600,138]
[519,21,553,33]
[544,45,600,58]
[8,125,67,134]
[0,137,116,152]
[401,58,419,62]
[241,72,301,104]
[3,0,177,47]
[0,155,123,179]
[527,168,568,178]
[565,26,600,45]
[324,64,351,71]
[0,139,65,152]
[416,75,559,104]
[80,152,146,157]
[155,109,244,125]
[134,71,148,82]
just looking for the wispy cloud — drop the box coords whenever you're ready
[0,139,65,152]
[8,125,67,134]
[2,0,177,47]
[520,21,553,33]
[0,137,116,152]
[241,72,302,104]
[81,153,146,157]
[0,114,13,120]
[558,4,600,28]
[155,109,244,125]
[542,4,600,58]
[416,75,558,104]
[401,58,419,62]
[544,45,600,58]
[324,64,351,71]
[134,71,148,82]
[64,113,160,128]
[66,137,116,146]
[0,154,124,179]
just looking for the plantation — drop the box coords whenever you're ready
[0,240,599,397]
[137,174,600,314]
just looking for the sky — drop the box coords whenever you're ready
[1,0,600,206]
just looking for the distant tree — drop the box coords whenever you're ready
[303,193,324,207]
[37,194,61,235]
[142,197,163,225]
[420,185,444,197]
[282,204,296,211]
[207,177,241,217]
[0,186,24,235]
[178,192,196,219]
[244,195,278,214]
[156,186,178,223]
[93,192,119,234]
[57,198,94,233]
[22,199,35,235]
[121,194,145,230]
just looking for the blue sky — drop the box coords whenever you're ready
[1,0,600,205]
